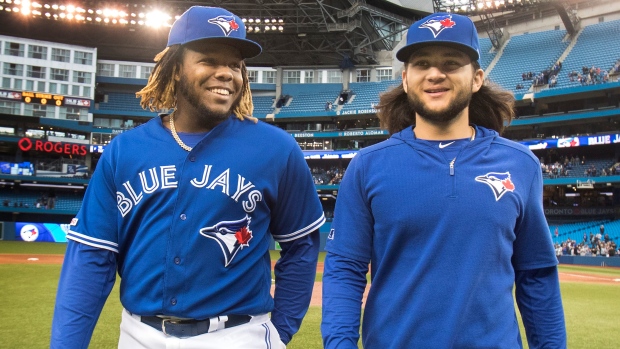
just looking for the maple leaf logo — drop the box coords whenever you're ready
[501,178,515,191]
[439,18,456,28]
[235,226,252,245]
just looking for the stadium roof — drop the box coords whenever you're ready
[0,0,426,66]
[0,0,605,66]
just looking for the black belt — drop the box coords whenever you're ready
[139,314,252,338]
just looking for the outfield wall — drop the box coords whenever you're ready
[558,255,620,267]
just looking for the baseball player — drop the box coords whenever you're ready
[321,13,566,348]
[51,6,324,349]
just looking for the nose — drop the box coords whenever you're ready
[214,65,234,81]
[426,65,446,82]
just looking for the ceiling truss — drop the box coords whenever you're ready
[0,0,418,66]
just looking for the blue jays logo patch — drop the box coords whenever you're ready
[475,172,515,201]
[208,15,240,36]
[200,215,253,267]
[419,14,456,38]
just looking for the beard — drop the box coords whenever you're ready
[407,87,472,125]
[176,74,242,130]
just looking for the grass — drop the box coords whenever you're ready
[0,241,67,254]
[1,242,619,348]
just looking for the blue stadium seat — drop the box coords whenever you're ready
[488,29,568,93]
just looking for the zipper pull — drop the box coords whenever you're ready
[450,158,455,176]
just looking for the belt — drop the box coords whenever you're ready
[139,314,252,337]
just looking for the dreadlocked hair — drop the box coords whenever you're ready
[375,61,515,135]
[136,45,257,123]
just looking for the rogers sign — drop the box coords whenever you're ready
[18,138,87,156]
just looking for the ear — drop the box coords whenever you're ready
[472,67,484,93]
[401,68,408,93]
[174,66,181,82]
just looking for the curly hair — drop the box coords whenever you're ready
[375,61,514,135]
[136,45,256,122]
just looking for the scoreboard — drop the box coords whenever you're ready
[0,89,91,107]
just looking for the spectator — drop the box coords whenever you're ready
[568,71,577,82]
[325,101,333,111]
[549,74,557,88]
[47,189,56,209]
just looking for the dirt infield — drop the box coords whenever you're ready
[0,253,64,264]
[2,254,617,306]
[557,271,620,284]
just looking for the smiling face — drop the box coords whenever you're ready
[402,45,483,126]
[175,41,244,129]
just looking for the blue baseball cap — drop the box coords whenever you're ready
[396,12,479,62]
[167,6,262,59]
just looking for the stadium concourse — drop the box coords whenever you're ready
[0,0,619,259]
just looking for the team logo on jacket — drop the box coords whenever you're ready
[208,16,240,36]
[200,215,253,267]
[419,14,456,38]
[475,172,515,201]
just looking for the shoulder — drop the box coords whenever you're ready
[490,136,540,165]
[356,137,406,158]
[98,118,163,161]
[232,118,299,148]
[107,117,160,144]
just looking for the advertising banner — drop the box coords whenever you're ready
[15,222,69,243]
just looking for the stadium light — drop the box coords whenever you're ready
[434,0,543,15]
[4,2,286,33]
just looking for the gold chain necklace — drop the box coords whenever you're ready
[169,112,193,152]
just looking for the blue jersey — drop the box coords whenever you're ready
[66,115,324,319]
[323,125,561,348]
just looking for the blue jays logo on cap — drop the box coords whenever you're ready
[419,14,457,38]
[395,12,479,62]
[200,215,253,267]
[167,6,262,59]
[208,15,240,37]
[475,172,515,201]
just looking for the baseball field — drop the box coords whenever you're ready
[1,241,619,348]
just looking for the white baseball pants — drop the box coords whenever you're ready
[118,309,286,349]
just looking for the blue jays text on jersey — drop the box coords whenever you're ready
[66,115,325,320]
[117,164,263,216]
